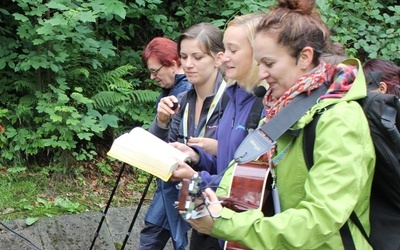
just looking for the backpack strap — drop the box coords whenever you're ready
[303,106,372,249]
[381,104,400,152]
[235,83,329,164]
[246,97,264,132]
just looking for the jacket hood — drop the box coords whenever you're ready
[295,58,366,129]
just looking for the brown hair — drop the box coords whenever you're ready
[320,42,348,65]
[256,0,329,66]
[177,22,224,58]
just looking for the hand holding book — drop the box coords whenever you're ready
[107,127,190,181]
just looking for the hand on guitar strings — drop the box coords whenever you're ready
[185,188,223,235]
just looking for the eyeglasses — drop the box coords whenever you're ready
[149,65,164,76]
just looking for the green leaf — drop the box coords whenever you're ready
[136,0,145,6]
[79,11,97,23]
[25,217,39,226]
[47,15,68,26]
[100,114,119,128]
[32,39,45,45]
[77,132,93,140]
[99,40,116,58]
[0,58,5,70]
[46,2,69,11]
[50,114,62,122]
[13,13,29,22]
[105,1,127,19]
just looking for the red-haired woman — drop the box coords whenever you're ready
[142,37,192,107]
[139,37,192,249]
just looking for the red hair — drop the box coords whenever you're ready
[142,37,181,67]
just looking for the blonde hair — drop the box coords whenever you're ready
[226,13,265,92]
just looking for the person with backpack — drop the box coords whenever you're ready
[169,13,265,249]
[139,24,227,250]
[362,58,400,97]
[360,58,400,249]
[177,1,376,249]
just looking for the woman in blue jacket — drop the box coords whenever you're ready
[170,12,265,250]
[171,13,265,197]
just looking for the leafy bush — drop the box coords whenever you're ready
[0,0,399,169]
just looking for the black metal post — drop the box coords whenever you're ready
[120,174,154,250]
[90,163,126,250]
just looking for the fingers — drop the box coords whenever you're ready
[204,188,219,203]
[170,142,200,164]
[158,96,180,115]
[156,96,180,127]
[172,160,195,179]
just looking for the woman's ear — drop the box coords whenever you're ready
[379,82,388,94]
[214,52,224,67]
[171,60,179,74]
[299,47,314,69]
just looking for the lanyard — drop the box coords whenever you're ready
[182,80,226,143]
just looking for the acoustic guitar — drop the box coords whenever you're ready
[221,161,273,250]
[176,161,273,250]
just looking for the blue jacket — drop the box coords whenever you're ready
[193,83,262,188]
[145,73,226,249]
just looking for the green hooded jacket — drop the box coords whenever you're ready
[213,59,375,249]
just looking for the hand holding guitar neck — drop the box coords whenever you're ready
[180,188,222,235]
[177,177,202,219]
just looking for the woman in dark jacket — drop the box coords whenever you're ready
[139,23,227,250]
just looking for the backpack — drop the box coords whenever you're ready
[303,91,400,250]
[246,96,265,132]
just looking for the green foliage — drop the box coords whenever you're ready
[95,159,113,177]
[0,0,399,169]
[317,0,400,62]
[0,163,153,221]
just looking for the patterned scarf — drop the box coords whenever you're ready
[325,62,358,97]
[262,62,358,164]
[264,63,328,122]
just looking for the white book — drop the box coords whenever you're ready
[107,127,190,181]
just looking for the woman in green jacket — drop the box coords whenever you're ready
[178,0,376,249]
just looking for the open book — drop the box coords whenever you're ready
[107,127,190,181]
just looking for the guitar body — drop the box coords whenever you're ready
[222,161,273,250]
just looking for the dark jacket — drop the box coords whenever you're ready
[155,74,193,112]
[145,73,227,249]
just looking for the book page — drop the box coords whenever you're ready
[107,127,189,181]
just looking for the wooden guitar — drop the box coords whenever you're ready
[176,161,273,250]
[221,161,273,250]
